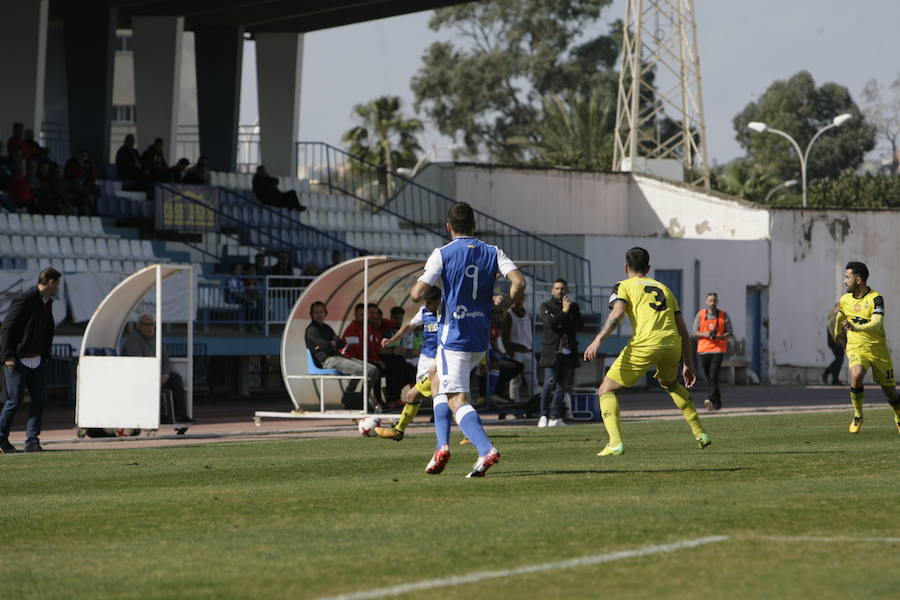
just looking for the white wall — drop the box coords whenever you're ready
[585,236,770,361]
[769,209,900,383]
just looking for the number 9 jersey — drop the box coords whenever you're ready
[609,277,682,348]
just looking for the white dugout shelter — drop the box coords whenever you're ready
[256,256,428,423]
[76,264,194,432]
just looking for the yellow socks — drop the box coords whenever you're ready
[599,392,622,447]
[850,387,864,418]
[667,383,705,438]
[394,401,420,433]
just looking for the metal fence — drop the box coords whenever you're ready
[196,274,310,335]
[296,142,593,297]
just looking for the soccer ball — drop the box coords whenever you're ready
[358,416,381,437]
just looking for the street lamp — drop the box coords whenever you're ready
[763,179,799,204]
[747,113,852,207]
[409,144,464,178]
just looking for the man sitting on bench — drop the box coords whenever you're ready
[122,314,192,423]
[305,301,381,406]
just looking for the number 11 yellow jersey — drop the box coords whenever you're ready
[609,277,681,348]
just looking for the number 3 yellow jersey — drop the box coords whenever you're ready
[609,277,682,348]
[837,288,886,351]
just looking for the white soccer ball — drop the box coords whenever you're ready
[358,416,381,437]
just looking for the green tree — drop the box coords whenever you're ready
[861,75,900,176]
[341,96,423,199]
[733,71,876,184]
[713,157,780,202]
[411,0,620,163]
[800,170,900,208]
[509,87,616,170]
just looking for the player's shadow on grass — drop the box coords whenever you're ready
[495,467,749,477]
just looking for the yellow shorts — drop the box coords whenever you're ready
[414,375,433,398]
[606,343,681,388]
[847,345,895,387]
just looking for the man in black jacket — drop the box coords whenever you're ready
[305,300,380,406]
[538,279,583,427]
[0,267,60,453]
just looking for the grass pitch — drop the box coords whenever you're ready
[2,410,899,599]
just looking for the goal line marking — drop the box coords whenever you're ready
[316,536,729,600]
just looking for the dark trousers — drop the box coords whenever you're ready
[381,355,416,402]
[823,335,844,385]
[700,353,724,406]
[164,371,189,421]
[0,360,47,444]
[540,355,574,419]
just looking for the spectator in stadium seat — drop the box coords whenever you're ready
[44,164,79,216]
[166,157,191,183]
[6,158,37,212]
[21,129,43,160]
[64,150,98,215]
[225,263,259,325]
[342,303,387,407]
[115,134,144,184]
[305,300,381,406]
[6,122,27,158]
[183,155,210,185]
[122,314,192,423]
[269,251,297,288]
[252,164,306,211]
[141,137,169,182]
[328,250,343,270]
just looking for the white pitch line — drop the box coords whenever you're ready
[316,536,729,600]
[757,535,900,543]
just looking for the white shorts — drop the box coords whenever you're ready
[416,355,436,383]
[436,347,485,395]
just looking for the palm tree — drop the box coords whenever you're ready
[715,158,780,202]
[342,96,423,201]
[509,87,617,170]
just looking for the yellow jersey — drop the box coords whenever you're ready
[609,276,681,348]
[837,288,886,351]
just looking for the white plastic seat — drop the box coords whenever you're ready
[54,215,69,234]
[11,235,25,254]
[110,259,123,272]
[305,211,319,228]
[7,214,22,233]
[87,259,100,272]
[326,212,337,230]
[20,214,34,233]
[63,258,76,272]
[26,257,39,272]
[59,237,73,256]
[41,215,56,233]
[0,235,11,254]
[74,237,87,255]
[67,215,81,234]
[90,217,104,235]
[99,259,112,272]
[75,258,88,272]
[95,238,110,257]
[141,240,155,258]
[118,239,131,257]
[0,213,8,232]
[27,236,40,255]
[334,213,348,230]
[238,174,252,189]
[48,237,61,256]
[122,260,135,273]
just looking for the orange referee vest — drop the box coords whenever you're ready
[696,309,728,354]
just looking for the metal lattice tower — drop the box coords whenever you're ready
[612,0,711,188]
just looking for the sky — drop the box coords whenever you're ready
[239,0,900,166]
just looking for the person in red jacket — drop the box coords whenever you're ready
[692,292,733,411]
[342,303,385,407]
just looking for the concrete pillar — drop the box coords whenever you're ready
[195,26,243,172]
[0,0,48,133]
[133,16,184,163]
[64,5,115,168]
[256,33,304,177]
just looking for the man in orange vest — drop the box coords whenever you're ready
[692,292,733,411]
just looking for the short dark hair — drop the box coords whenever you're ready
[390,306,405,316]
[625,247,650,274]
[367,303,378,310]
[38,267,61,285]
[354,303,364,311]
[447,202,475,235]
[706,292,718,298]
[425,286,442,302]
[309,301,327,316]
[846,261,869,281]
[553,278,568,286]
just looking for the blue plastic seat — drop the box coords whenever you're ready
[307,349,341,375]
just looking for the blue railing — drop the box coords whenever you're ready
[296,142,593,299]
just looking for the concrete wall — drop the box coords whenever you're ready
[769,209,900,384]
[585,236,770,366]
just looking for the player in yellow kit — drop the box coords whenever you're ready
[583,247,710,455]
[834,262,900,434]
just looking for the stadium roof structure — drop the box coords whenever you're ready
[51,0,471,33]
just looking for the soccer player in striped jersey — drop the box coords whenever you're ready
[583,247,711,455]
[834,261,900,434]
[374,286,442,441]
[410,202,526,478]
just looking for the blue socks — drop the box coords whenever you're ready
[487,369,500,396]
[433,394,452,448]
[455,404,493,456]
